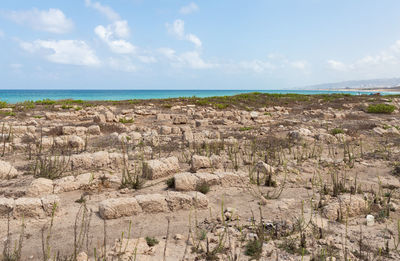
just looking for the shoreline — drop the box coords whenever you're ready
[2,89,400,104]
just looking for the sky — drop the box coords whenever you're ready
[1,0,400,89]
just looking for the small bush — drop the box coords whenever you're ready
[119,117,134,124]
[0,100,8,108]
[331,128,344,135]
[166,177,175,188]
[392,164,400,177]
[121,173,145,190]
[367,104,396,114]
[215,103,228,110]
[239,126,253,132]
[145,236,159,247]
[162,103,172,109]
[245,239,262,258]
[61,105,72,110]
[196,181,210,194]
[35,98,56,105]
[33,155,70,180]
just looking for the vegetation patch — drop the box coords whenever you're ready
[331,128,344,135]
[367,104,396,114]
[145,236,159,247]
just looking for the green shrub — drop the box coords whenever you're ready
[36,99,55,105]
[331,128,344,135]
[166,177,175,188]
[0,100,8,108]
[367,104,396,114]
[196,181,210,194]
[61,105,72,110]
[119,117,134,124]
[245,239,262,258]
[239,126,253,132]
[145,236,159,247]
[215,103,228,109]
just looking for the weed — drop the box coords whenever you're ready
[36,99,56,105]
[145,236,159,247]
[196,181,210,194]
[0,100,8,108]
[367,104,396,114]
[33,155,70,180]
[244,239,262,259]
[119,117,134,124]
[239,126,253,132]
[166,177,175,189]
[331,128,344,135]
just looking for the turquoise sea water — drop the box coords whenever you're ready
[0,89,398,103]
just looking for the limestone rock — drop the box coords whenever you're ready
[174,172,199,191]
[99,197,142,219]
[191,155,211,172]
[166,192,193,211]
[41,195,60,215]
[142,156,180,180]
[0,198,14,218]
[135,194,169,213]
[14,198,45,218]
[26,178,54,197]
[0,160,18,179]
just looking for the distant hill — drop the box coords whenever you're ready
[304,78,400,90]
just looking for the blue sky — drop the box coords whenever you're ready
[1,0,400,89]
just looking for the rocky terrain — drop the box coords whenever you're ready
[1,93,400,260]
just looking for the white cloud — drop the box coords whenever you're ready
[186,34,202,48]
[109,57,136,72]
[327,60,350,71]
[236,55,308,74]
[20,40,100,66]
[180,51,213,69]
[166,19,202,48]
[239,60,276,73]
[0,30,4,38]
[10,63,23,69]
[290,60,308,70]
[167,19,185,38]
[6,8,73,34]
[112,20,130,38]
[180,2,199,15]
[158,48,214,69]
[138,55,157,64]
[95,22,136,54]
[85,0,120,21]
[328,40,400,72]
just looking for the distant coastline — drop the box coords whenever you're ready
[315,86,400,93]
[2,89,400,103]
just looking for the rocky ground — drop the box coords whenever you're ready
[1,93,400,260]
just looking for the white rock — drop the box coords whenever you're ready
[174,172,199,191]
[142,156,180,180]
[0,160,18,179]
[191,155,211,172]
[41,195,61,216]
[0,198,14,218]
[366,215,375,226]
[14,198,45,218]
[99,197,142,219]
[135,194,169,213]
[26,178,54,197]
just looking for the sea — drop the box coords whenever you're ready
[0,89,398,104]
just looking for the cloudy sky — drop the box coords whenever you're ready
[1,0,400,89]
